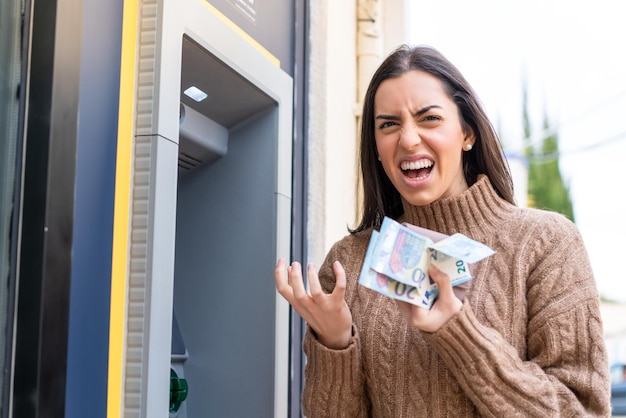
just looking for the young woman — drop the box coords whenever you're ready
[275,45,610,417]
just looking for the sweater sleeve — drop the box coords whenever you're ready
[302,325,369,417]
[423,217,611,417]
[301,239,371,417]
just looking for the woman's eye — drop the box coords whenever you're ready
[422,115,441,122]
[378,121,396,129]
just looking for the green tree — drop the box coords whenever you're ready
[522,84,575,222]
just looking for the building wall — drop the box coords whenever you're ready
[307,0,357,265]
[307,0,408,266]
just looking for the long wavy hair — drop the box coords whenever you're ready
[351,45,515,233]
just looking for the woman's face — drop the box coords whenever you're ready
[374,70,474,206]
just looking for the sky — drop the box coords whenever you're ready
[408,0,626,303]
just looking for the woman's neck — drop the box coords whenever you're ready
[398,175,514,237]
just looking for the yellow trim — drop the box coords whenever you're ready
[201,1,280,67]
[107,0,138,416]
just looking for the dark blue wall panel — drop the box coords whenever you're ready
[65,0,123,416]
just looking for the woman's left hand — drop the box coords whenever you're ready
[395,264,462,332]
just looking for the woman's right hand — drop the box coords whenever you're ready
[274,258,353,349]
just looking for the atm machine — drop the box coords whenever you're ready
[118,2,293,416]
[169,33,292,417]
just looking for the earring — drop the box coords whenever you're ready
[464,143,473,151]
[377,156,381,161]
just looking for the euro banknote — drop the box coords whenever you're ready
[358,217,495,309]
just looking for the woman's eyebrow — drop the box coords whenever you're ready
[414,104,442,116]
[375,105,443,120]
[375,114,400,121]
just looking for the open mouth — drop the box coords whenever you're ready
[400,159,433,180]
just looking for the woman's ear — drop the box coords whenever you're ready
[463,128,476,151]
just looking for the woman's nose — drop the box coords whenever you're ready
[398,124,421,149]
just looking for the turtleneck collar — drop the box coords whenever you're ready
[398,175,515,238]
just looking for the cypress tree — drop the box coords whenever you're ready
[522,83,575,222]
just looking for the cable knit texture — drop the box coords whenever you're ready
[302,175,611,417]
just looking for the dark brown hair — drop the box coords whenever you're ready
[352,44,515,233]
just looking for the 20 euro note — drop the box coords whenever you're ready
[358,217,495,309]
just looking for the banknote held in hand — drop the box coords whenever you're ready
[358,217,495,309]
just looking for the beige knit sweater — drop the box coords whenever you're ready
[302,175,611,417]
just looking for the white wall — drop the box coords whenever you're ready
[307,0,409,266]
[307,0,357,265]
[382,1,410,55]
